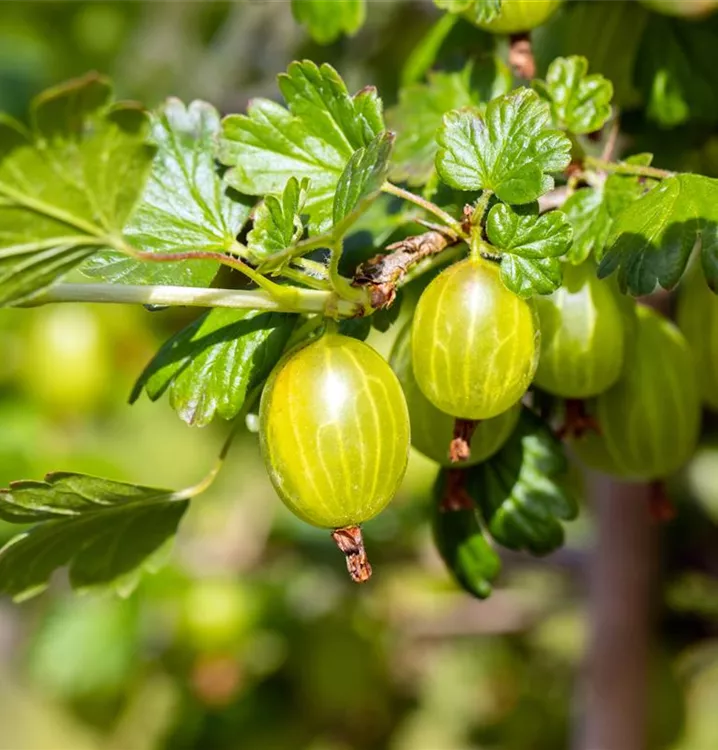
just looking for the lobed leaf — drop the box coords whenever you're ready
[0,74,155,306]
[291,0,366,45]
[85,98,252,287]
[248,177,309,265]
[388,60,510,186]
[533,56,613,134]
[131,309,297,427]
[466,408,578,556]
[435,89,572,204]
[598,174,718,294]
[486,202,573,297]
[0,473,188,601]
[218,60,384,233]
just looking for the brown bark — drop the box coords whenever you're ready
[576,478,657,750]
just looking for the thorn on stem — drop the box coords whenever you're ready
[332,525,372,583]
[450,418,479,463]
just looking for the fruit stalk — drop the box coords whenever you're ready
[450,419,479,463]
[331,526,372,583]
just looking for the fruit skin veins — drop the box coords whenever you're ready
[390,321,520,466]
[259,333,410,529]
[534,262,625,399]
[638,0,718,17]
[411,257,539,420]
[676,267,718,412]
[576,306,701,481]
[472,0,564,33]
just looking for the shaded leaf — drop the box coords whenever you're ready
[85,98,252,287]
[486,202,573,297]
[248,177,309,264]
[291,0,366,44]
[0,472,188,601]
[0,74,154,306]
[466,408,578,556]
[388,60,510,186]
[533,55,613,134]
[436,89,571,204]
[598,174,718,294]
[218,61,384,233]
[131,309,297,427]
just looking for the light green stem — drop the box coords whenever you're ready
[382,181,466,237]
[584,156,673,180]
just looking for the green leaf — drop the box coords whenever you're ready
[0,74,155,307]
[486,203,573,297]
[389,60,510,187]
[131,308,297,427]
[533,56,613,134]
[432,471,500,599]
[598,174,718,295]
[247,177,309,265]
[434,0,502,25]
[333,131,394,231]
[564,155,656,265]
[466,408,578,556]
[291,0,366,45]
[435,89,571,204]
[0,472,188,601]
[218,61,384,233]
[637,16,718,128]
[84,98,252,287]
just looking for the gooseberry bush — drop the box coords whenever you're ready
[1,0,718,601]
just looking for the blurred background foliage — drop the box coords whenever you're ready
[2,1,718,749]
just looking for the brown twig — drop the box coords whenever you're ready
[555,399,601,441]
[449,418,479,463]
[509,33,536,80]
[352,229,459,308]
[647,480,676,523]
[332,525,372,583]
[439,469,475,512]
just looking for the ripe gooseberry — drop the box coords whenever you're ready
[259,331,410,530]
[469,0,564,33]
[533,262,625,399]
[390,321,520,466]
[572,306,701,480]
[638,0,718,17]
[411,257,539,420]
[676,266,718,412]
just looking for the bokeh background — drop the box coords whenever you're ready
[2,1,718,748]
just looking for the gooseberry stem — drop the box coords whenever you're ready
[449,419,479,464]
[382,181,467,238]
[331,526,372,583]
[584,156,673,180]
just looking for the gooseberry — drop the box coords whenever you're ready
[390,321,520,466]
[638,0,718,17]
[411,257,539,420]
[534,262,625,399]
[259,332,410,530]
[676,266,718,412]
[572,306,701,480]
[470,0,564,33]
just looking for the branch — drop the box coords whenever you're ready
[19,283,362,318]
[584,156,673,180]
[352,229,461,307]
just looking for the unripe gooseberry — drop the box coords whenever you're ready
[638,0,718,17]
[411,257,539,420]
[390,321,520,466]
[676,266,718,412]
[259,333,410,529]
[471,0,564,33]
[534,262,625,399]
[572,306,701,481]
